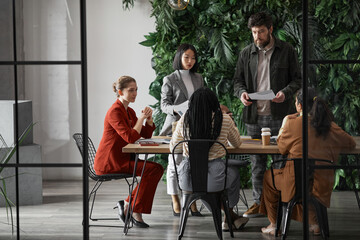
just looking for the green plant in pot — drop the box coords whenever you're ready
[0,122,35,234]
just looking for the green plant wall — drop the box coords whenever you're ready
[132,0,360,189]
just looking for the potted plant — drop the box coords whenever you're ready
[0,122,35,234]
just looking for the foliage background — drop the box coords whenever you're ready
[126,0,360,189]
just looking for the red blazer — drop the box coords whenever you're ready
[94,99,156,175]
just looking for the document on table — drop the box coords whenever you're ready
[174,100,189,116]
[248,90,276,100]
[136,138,171,144]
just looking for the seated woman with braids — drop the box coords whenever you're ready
[170,87,249,231]
[259,87,356,235]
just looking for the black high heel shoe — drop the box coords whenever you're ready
[190,208,203,217]
[114,200,125,223]
[171,202,180,217]
[132,218,150,228]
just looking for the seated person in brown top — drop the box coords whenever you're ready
[259,88,356,235]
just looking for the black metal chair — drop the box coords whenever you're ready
[270,158,332,240]
[172,139,234,240]
[199,155,250,214]
[72,133,134,227]
[228,155,250,211]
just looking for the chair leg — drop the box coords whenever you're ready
[212,207,223,240]
[281,199,297,240]
[275,196,282,237]
[222,193,234,238]
[239,187,249,209]
[202,194,223,240]
[312,197,329,239]
[322,206,329,238]
[89,181,103,221]
[89,190,97,221]
[178,194,192,240]
[280,204,288,240]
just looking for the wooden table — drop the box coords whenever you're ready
[123,136,360,155]
[122,136,360,223]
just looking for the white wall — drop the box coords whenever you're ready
[22,0,156,180]
[87,0,157,149]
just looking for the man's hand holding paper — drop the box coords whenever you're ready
[271,91,285,103]
[248,90,276,100]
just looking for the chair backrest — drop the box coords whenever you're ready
[0,134,8,149]
[72,133,98,180]
[293,158,304,199]
[271,158,334,199]
[172,139,228,193]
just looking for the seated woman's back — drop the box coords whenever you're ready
[277,88,356,207]
[170,87,241,159]
[278,116,355,163]
[171,112,241,158]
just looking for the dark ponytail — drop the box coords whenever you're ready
[309,98,334,138]
[296,88,334,138]
[296,87,316,113]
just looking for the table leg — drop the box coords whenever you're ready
[352,156,360,209]
[123,153,148,234]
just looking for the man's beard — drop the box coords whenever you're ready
[255,33,271,49]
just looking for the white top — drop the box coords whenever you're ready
[179,70,195,98]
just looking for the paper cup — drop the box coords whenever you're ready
[261,132,271,146]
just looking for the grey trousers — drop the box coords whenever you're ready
[167,154,182,195]
[246,115,283,204]
[177,157,240,208]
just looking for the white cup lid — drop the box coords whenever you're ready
[261,127,271,132]
[261,132,271,136]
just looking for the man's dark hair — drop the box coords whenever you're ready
[247,11,273,29]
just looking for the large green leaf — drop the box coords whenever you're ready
[210,29,234,65]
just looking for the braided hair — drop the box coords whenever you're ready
[183,87,223,143]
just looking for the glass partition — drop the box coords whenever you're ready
[21,0,81,61]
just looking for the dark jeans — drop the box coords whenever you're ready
[246,115,284,204]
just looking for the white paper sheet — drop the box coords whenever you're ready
[136,138,170,144]
[174,100,189,116]
[248,90,276,100]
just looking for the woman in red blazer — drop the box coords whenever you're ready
[94,76,164,228]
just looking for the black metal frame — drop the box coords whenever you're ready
[171,139,234,239]
[301,1,360,239]
[1,0,360,239]
[0,0,89,239]
[72,133,136,228]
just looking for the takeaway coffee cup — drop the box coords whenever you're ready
[261,132,271,145]
[261,128,271,146]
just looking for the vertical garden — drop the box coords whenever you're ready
[126,0,360,189]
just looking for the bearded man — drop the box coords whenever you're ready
[233,11,302,218]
